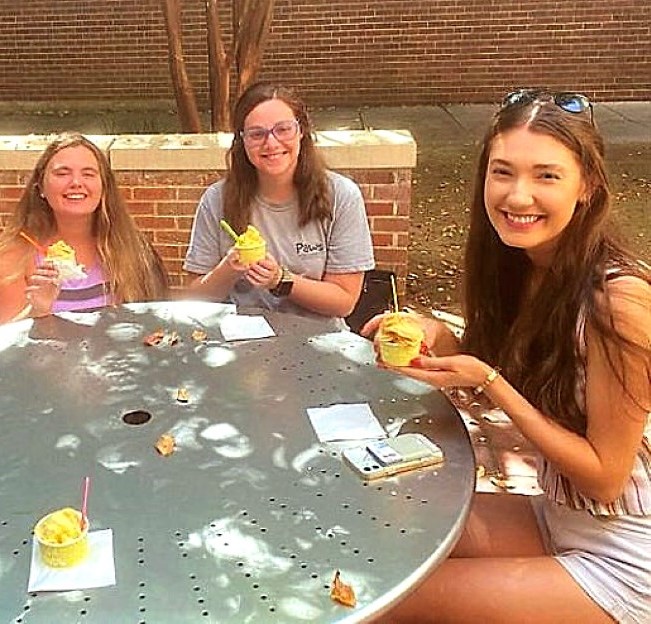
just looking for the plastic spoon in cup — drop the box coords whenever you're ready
[219,219,240,243]
[390,274,400,313]
[80,476,90,530]
[19,230,47,254]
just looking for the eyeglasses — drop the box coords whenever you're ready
[239,119,300,145]
[501,90,593,124]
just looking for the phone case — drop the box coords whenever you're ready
[343,433,444,481]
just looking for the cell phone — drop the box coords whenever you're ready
[343,433,444,481]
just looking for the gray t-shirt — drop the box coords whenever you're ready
[184,171,375,319]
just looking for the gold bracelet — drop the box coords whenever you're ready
[473,366,501,396]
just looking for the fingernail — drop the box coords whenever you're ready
[409,357,421,367]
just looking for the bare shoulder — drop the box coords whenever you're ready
[603,275,651,345]
[0,241,28,276]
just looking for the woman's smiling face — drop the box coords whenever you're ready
[484,126,586,266]
[41,144,103,220]
[242,98,302,185]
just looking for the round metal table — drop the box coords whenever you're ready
[0,301,475,623]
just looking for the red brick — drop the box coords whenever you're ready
[371,232,394,247]
[133,187,177,201]
[125,201,156,216]
[374,248,409,264]
[370,217,410,233]
[365,201,396,217]
[0,1,646,105]
[177,187,207,201]
[154,230,188,244]
[156,202,198,217]
[134,216,177,230]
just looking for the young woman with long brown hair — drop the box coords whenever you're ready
[184,82,374,324]
[0,133,168,323]
[365,91,650,623]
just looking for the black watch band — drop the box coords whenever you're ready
[270,267,294,297]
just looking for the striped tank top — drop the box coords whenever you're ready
[50,262,112,312]
[538,282,651,516]
[538,422,651,516]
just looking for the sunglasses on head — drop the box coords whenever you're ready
[501,89,593,124]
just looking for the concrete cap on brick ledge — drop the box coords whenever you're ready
[316,130,416,169]
[0,135,114,170]
[110,130,416,170]
[0,131,417,172]
[109,133,232,170]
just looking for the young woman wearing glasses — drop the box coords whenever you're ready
[184,82,374,324]
[365,91,650,623]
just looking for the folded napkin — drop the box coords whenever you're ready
[307,403,387,443]
[28,529,116,592]
[219,315,276,341]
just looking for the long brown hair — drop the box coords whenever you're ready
[224,82,332,233]
[0,133,168,302]
[462,99,649,435]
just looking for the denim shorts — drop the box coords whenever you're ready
[531,496,651,624]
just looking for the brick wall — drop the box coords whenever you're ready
[0,0,648,107]
[0,132,415,293]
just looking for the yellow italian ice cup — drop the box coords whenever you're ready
[34,508,89,568]
[379,338,422,367]
[236,241,266,265]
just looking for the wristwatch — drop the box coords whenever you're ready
[270,266,294,297]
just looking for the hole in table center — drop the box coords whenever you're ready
[122,410,152,426]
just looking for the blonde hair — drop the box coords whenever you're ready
[0,133,168,302]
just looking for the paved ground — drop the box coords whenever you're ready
[312,101,651,146]
[2,100,650,145]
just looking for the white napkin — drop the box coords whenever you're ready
[307,403,387,442]
[219,315,276,341]
[28,529,116,592]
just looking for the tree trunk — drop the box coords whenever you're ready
[206,0,231,131]
[234,0,275,96]
[161,0,202,133]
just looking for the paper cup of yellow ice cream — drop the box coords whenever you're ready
[45,240,86,280]
[378,312,425,367]
[235,225,266,265]
[34,507,89,568]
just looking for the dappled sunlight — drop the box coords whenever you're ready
[191,518,293,575]
[122,300,236,328]
[168,416,211,450]
[308,331,374,365]
[55,434,81,455]
[55,311,102,327]
[96,443,141,475]
[104,321,143,342]
[0,302,477,619]
[0,318,32,352]
[290,443,326,473]
[198,343,237,367]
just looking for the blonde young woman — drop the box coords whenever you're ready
[0,133,168,323]
[365,91,650,623]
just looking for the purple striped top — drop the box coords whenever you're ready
[49,261,113,312]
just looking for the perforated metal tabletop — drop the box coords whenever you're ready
[0,301,475,623]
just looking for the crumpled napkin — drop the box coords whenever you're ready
[28,529,116,592]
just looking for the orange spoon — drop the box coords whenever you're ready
[19,230,47,254]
